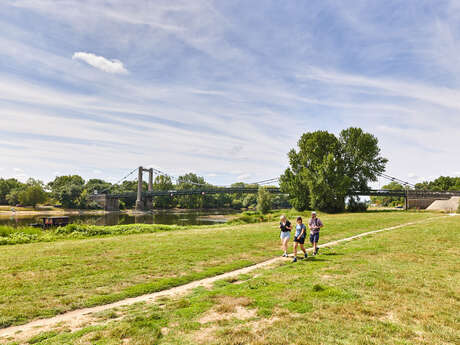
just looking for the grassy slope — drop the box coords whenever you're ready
[0,212,437,328]
[25,215,459,345]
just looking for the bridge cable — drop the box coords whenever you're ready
[96,168,139,195]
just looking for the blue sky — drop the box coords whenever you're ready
[1,0,459,186]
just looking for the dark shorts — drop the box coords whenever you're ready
[294,235,306,244]
[310,232,320,243]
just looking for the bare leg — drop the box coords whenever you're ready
[313,241,317,254]
[300,243,307,254]
[283,238,289,253]
[293,242,298,258]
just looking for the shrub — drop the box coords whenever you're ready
[347,199,368,212]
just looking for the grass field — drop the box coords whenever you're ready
[15,213,459,345]
[0,211,438,331]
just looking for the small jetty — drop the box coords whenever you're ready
[31,216,70,228]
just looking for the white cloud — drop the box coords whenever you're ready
[14,173,28,182]
[237,173,251,180]
[72,52,128,74]
[207,173,217,177]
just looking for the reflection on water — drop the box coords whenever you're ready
[0,210,233,227]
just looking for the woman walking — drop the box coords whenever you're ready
[279,215,291,257]
[292,216,308,262]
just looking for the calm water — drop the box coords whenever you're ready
[0,210,234,227]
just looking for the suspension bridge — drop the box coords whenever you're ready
[90,166,460,211]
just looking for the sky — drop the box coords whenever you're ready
[1,0,459,187]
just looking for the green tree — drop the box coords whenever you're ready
[279,168,310,211]
[153,175,175,209]
[281,131,350,212]
[176,173,207,209]
[6,188,23,206]
[370,181,404,207]
[257,187,272,214]
[85,179,112,195]
[415,176,460,191]
[48,175,85,209]
[339,127,387,193]
[0,178,24,205]
[271,193,291,209]
[280,128,387,213]
[242,194,257,208]
[18,184,48,207]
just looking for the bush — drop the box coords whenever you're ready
[347,199,368,212]
[257,187,272,214]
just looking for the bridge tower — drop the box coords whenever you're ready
[136,166,154,211]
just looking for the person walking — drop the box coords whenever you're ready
[308,211,324,255]
[292,216,308,262]
[279,215,291,257]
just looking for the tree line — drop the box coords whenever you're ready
[0,173,289,210]
[2,127,457,212]
[371,177,460,207]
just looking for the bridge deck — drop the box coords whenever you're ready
[102,188,460,199]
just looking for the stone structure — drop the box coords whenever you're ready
[406,197,448,210]
[91,194,120,212]
[135,166,154,211]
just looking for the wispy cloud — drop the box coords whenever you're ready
[72,52,128,74]
[0,1,459,185]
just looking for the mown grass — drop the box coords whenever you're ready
[0,211,439,330]
[20,214,459,345]
[0,209,421,245]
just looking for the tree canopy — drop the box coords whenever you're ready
[280,127,387,212]
[415,176,460,191]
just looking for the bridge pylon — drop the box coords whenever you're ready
[135,166,154,211]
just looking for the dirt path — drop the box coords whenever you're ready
[0,215,454,344]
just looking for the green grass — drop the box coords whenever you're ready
[0,223,216,245]
[0,211,439,330]
[20,214,459,345]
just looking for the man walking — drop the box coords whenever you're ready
[308,211,323,255]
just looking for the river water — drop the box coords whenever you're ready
[0,210,235,227]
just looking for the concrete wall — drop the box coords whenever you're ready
[91,194,120,212]
[407,198,449,210]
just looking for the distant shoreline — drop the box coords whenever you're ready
[0,207,240,217]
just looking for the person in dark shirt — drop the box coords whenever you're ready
[292,216,308,262]
[279,215,292,257]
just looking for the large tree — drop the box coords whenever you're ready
[0,178,24,205]
[256,187,272,214]
[339,127,387,192]
[280,128,387,212]
[47,175,85,209]
[176,173,207,209]
[153,175,175,209]
[18,184,48,207]
[85,179,112,195]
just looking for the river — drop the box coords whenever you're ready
[0,210,236,227]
